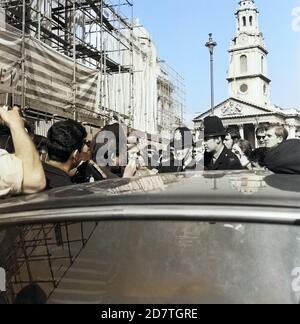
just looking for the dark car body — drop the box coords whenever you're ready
[0,171,300,304]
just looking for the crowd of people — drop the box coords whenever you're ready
[0,104,299,199]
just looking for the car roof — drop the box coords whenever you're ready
[0,171,300,217]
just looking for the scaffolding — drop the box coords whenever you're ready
[0,221,100,303]
[0,0,185,136]
[0,0,135,127]
[157,60,186,135]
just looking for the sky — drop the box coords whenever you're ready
[133,0,300,124]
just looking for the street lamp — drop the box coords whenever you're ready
[205,33,217,116]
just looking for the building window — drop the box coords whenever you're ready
[263,84,267,95]
[240,84,248,93]
[242,16,246,26]
[249,16,253,26]
[261,56,264,73]
[240,55,248,74]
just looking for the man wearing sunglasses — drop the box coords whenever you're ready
[255,125,268,148]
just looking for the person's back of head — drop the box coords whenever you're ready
[237,139,253,158]
[90,122,127,163]
[102,123,123,138]
[47,120,87,163]
[104,123,127,156]
[14,283,47,304]
[172,127,194,150]
[227,128,241,141]
[174,127,192,139]
[249,147,269,168]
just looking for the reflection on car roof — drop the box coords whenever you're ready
[0,171,300,215]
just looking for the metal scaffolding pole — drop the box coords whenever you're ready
[72,0,77,120]
[99,0,103,116]
[1,0,140,129]
[21,0,26,110]
[129,0,134,128]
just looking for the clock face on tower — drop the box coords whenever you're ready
[240,84,248,93]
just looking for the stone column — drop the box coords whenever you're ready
[288,125,297,139]
[254,126,258,149]
[239,125,245,140]
[285,118,297,139]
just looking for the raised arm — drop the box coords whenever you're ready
[0,106,46,194]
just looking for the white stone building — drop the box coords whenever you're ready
[0,1,184,136]
[194,0,300,148]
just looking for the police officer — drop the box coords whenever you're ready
[203,116,243,171]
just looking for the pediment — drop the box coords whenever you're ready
[195,98,273,121]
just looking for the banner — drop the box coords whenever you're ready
[0,26,99,118]
[0,28,22,95]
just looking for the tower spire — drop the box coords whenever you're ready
[236,0,259,35]
[227,1,271,107]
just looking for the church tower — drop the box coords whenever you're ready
[227,0,271,107]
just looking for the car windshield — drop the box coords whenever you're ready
[1,219,300,304]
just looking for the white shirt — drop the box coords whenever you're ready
[0,149,23,197]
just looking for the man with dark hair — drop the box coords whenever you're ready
[160,127,195,173]
[203,116,243,171]
[44,120,87,189]
[173,127,196,171]
[224,128,241,150]
[249,147,269,170]
[264,124,289,149]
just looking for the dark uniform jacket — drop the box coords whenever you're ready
[204,146,243,171]
[159,153,197,174]
[72,161,104,184]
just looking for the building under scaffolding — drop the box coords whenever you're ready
[157,61,185,136]
[0,0,185,136]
